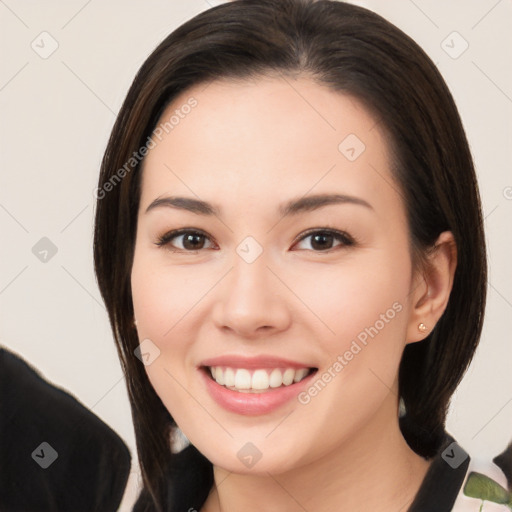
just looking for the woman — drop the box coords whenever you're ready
[93,1,489,510]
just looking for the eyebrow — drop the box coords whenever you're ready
[145,193,373,217]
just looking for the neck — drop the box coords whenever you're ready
[201,397,433,512]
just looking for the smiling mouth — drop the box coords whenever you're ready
[202,366,317,393]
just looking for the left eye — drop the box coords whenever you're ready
[293,229,355,252]
[155,228,355,253]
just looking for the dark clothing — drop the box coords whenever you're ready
[408,432,470,511]
[0,346,131,512]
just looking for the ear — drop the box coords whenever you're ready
[406,231,457,344]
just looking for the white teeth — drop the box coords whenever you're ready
[224,367,235,387]
[293,368,308,383]
[208,366,311,391]
[282,368,295,386]
[269,368,283,388]
[252,369,269,390]
[234,369,251,389]
[215,367,225,386]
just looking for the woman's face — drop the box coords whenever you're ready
[131,76,421,474]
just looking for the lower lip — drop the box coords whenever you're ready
[200,368,316,416]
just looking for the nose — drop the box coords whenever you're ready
[212,250,291,339]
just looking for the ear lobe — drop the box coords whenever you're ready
[406,231,457,344]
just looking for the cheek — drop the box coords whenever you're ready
[131,250,202,343]
[298,250,411,415]
[301,251,411,350]
[131,254,200,427]
[130,249,217,397]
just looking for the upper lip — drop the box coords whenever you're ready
[200,354,315,370]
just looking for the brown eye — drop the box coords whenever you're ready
[155,229,215,252]
[294,229,355,252]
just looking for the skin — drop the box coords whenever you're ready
[131,75,457,512]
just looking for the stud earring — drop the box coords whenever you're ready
[418,322,427,332]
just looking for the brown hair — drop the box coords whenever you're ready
[93,0,487,509]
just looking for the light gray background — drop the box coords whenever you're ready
[1,1,511,510]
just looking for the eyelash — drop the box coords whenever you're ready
[155,227,356,254]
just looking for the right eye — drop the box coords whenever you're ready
[155,229,216,252]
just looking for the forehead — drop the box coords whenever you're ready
[139,75,400,218]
